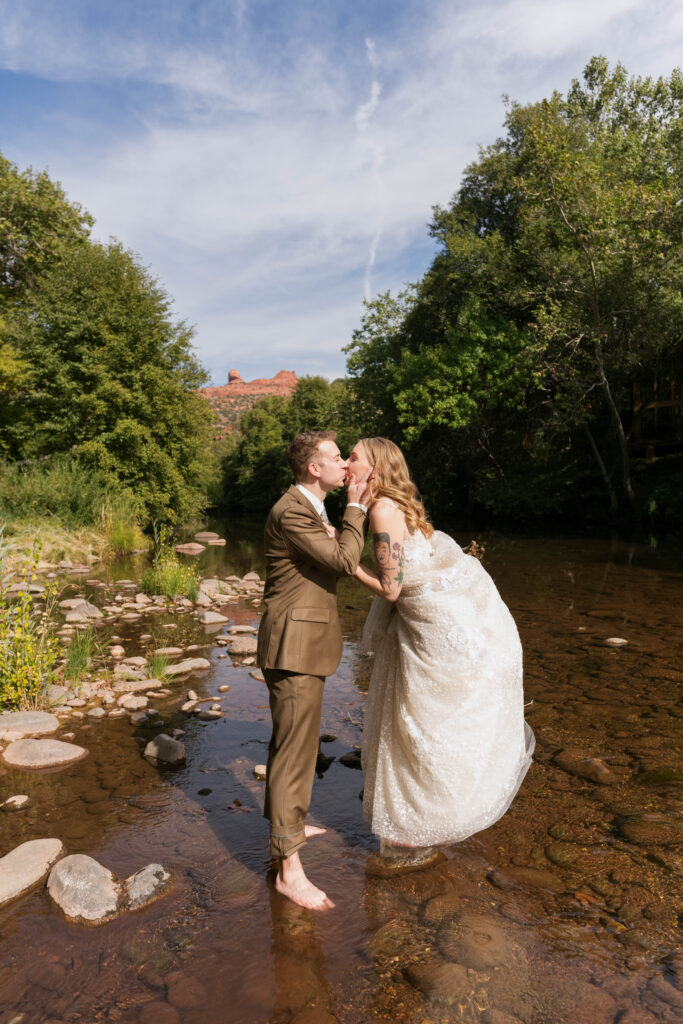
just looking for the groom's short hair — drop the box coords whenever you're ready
[287,431,337,481]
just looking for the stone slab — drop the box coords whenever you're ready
[0,711,60,740]
[0,838,64,906]
[2,738,88,769]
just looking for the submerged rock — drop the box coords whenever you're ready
[404,959,470,1007]
[165,658,211,677]
[554,748,615,785]
[438,912,515,970]
[0,838,63,906]
[1,794,30,811]
[48,854,120,924]
[0,710,60,740]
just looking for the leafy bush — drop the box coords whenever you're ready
[140,549,199,602]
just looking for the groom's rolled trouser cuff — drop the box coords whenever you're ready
[263,668,325,860]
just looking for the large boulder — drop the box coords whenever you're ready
[48,854,120,923]
[0,838,64,906]
[2,738,88,769]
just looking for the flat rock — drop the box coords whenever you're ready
[196,710,223,721]
[165,658,211,677]
[87,706,107,720]
[123,656,148,667]
[154,647,184,657]
[48,854,120,924]
[113,678,157,694]
[249,669,265,681]
[195,531,219,541]
[228,635,258,655]
[404,959,470,1007]
[175,543,205,555]
[2,738,88,769]
[0,711,60,740]
[207,538,226,546]
[119,695,148,710]
[125,863,173,910]
[439,913,515,970]
[144,734,186,766]
[198,610,229,625]
[0,838,64,906]
[228,624,258,634]
[63,600,103,621]
[605,637,629,646]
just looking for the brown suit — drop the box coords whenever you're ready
[257,485,367,858]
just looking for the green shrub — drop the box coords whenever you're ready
[101,497,149,555]
[0,534,60,709]
[0,457,111,527]
[140,549,199,602]
[147,651,170,679]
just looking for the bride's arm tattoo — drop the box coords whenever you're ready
[373,531,405,594]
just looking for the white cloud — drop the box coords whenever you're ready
[1,0,681,382]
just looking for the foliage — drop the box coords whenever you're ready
[140,546,200,602]
[147,651,170,679]
[0,534,59,709]
[220,375,362,517]
[63,628,94,684]
[345,58,683,524]
[101,498,149,556]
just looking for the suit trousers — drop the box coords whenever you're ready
[263,668,325,859]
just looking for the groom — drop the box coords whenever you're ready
[257,430,370,910]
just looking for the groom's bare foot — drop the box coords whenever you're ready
[275,851,335,911]
[304,824,327,839]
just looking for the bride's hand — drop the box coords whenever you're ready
[347,467,373,506]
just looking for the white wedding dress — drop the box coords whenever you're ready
[361,526,535,847]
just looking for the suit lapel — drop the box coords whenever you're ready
[286,485,322,525]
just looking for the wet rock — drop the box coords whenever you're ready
[544,842,578,868]
[187,689,198,700]
[125,863,173,910]
[165,657,211,677]
[649,975,683,1009]
[0,710,60,739]
[154,647,183,657]
[663,952,683,991]
[228,635,258,654]
[254,764,267,780]
[64,600,102,622]
[421,889,463,924]
[180,700,197,712]
[113,678,156,694]
[1,794,30,811]
[165,971,207,1008]
[194,591,213,607]
[144,734,186,766]
[490,864,566,893]
[198,610,230,626]
[218,684,231,692]
[139,1002,180,1024]
[605,637,629,646]
[554,747,615,785]
[67,697,86,707]
[249,669,265,681]
[123,656,148,667]
[228,624,258,634]
[195,531,219,541]
[621,816,681,847]
[617,1010,658,1024]
[404,959,470,1007]
[109,708,127,719]
[2,738,87,768]
[87,706,106,720]
[114,664,147,681]
[340,749,362,769]
[438,913,515,970]
[481,1013,523,1024]
[135,593,153,606]
[0,838,64,906]
[48,854,119,923]
[634,768,683,786]
[196,709,223,721]
[174,542,205,554]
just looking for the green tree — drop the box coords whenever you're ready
[4,240,216,524]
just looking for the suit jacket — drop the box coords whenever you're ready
[257,485,368,677]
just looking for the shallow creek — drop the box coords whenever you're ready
[0,530,681,1024]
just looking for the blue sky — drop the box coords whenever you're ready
[1,1,681,383]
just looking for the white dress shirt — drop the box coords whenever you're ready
[295,483,367,518]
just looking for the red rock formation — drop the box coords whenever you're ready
[200,370,298,438]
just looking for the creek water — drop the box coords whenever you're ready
[0,528,681,1024]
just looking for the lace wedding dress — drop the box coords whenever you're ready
[361,528,535,848]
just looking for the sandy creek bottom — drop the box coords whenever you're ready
[0,530,681,1024]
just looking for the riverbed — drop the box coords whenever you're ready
[0,530,681,1024]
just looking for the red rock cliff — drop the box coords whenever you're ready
[200,370,298,437]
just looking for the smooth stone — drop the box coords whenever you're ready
[125,863,173,910]
[118,695,148,710]
[109,645,126,658]
[249,669,265,682]
[130,711,148,724]
[228,635,258,654]
[254,764,267,780]
[48,854,120,924]
[1,794,30,811]
[0,838,64,905]
[194,531,219,540]
[438,913,513,970]
[227,624,258,634]
[153,647,183,657]
[0,711,60,739]
[144,734,186,766]
[217,685,231,692]
[197,610,229,625]
[187,689,198,701]
[180,700,197,712]
[605,637,629,646]
[113,679,156,694]
[2,738,87,769]
[194,591,213,608]
[554,748,615,785]
[207,538,226,546]
[123,656,148,667]
[174,543,205,555]
[165,658,211,677]
[66,697,86,707]
[109,708,127,719]
[87,706,106,720]
[404,959,470,1007]
[243,572,261,581]
[196,710,223,721]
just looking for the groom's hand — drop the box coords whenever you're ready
[347,467,373,507]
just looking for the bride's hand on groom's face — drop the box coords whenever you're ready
[347,467,373,506]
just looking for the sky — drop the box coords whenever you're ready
[1,1,681,384]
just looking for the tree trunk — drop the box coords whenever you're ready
[583,422,618,512]
[593,339,636,513]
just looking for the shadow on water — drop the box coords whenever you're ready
[0,528,681,1023]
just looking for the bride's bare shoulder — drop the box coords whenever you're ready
[369,499,408,536]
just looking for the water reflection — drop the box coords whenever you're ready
[0,529,681,1023]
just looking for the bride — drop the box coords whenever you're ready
[348,437,535,865]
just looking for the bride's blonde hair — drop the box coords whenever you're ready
[359,437,434,538]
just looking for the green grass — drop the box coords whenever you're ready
[140,550,200,602]
[63,628,95,683]
[147,651,170,679]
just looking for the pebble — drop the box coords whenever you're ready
[254,764,267,780]
[130,711,148,724]
[218,685,231,692]
[109,646,126,658]
[180,701,197,712]
[249,669,265,681]
[196,710,223,721]
[1,794,30,811]
[605,637,629,646]
[187,690,198,701]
